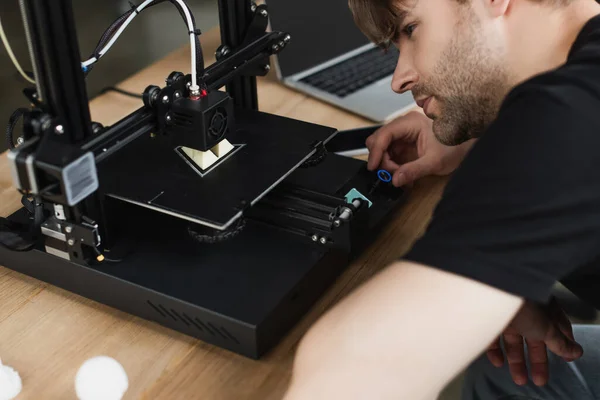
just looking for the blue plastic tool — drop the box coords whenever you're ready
[377,169,392,183]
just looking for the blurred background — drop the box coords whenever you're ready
[0,0,219,152]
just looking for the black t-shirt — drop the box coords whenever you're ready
[403,14,600,309]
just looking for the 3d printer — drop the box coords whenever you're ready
[0,0,406,359]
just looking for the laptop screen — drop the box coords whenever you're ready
[266,0,371,77]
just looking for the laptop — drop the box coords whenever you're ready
[266,0,416,122]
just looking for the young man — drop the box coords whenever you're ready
[282,0,600,398]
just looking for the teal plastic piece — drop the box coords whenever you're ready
[344,188,372,208]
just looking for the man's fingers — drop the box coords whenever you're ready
[503,333,528,386]
[550,298,576,342]
[545,325,583,362]
[380,152,402,173]
[486,337,504,368]
[366,112,425,171]
[366,131,393,171]
[391,155,434,187]
[546,299,584,361]
[392,169,408,188]
[526,339,549,386]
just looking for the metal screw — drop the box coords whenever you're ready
[162,95,169,104]
[102,148,107,152]
[67,238,75,246]
[32,93,38,99]
[263,64,271,73]
[260,9,268,17]
[311,234,319,242]
[166,114,172,123]
[319,237,327,245]
[251,3,257,11]
[55,125,64,135]
[279,41,285,48]
[16,136,24,146]
[334,220,341,227]
[284,34,291,43]
[65,226,72,233]
[272,44,280,52]
[186,82,192,88]
[174,91,181,99]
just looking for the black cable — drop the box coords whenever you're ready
[92,246,124,263]
[6,107,28,150]
[97,9,135,49]
[188,218,246,244]
[94,10,134,55]
[301,142,328,168]
[84,8,136,77]
[100,86,143,99]
[103,257,123,263]
[85,0,205,81]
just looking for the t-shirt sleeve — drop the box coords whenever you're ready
[403,86,600,304]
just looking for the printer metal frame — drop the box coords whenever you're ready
[0,0,407,359]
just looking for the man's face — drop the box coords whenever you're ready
[391,0,512,145]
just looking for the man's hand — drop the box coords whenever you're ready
[366,111,475,187]
[487,298,584,387]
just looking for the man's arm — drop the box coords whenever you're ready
[283,261,524,400]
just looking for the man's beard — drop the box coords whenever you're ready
[412,11,511,146]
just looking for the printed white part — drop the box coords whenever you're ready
[75,356,128,400]
[211,139,234,158]
[182,147,219,170]
[0,358,22,400]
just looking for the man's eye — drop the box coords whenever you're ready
[404,24,417,38]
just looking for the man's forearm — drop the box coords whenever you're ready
[283,261,524,400]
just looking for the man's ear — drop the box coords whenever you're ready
[485,0,511,17]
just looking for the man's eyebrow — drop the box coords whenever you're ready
[391,8,411,42]
[397,9,410,28]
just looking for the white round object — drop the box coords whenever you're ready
[0,358,22,400]
[75,356,128,400]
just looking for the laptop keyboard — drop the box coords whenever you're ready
[299,46,399,98]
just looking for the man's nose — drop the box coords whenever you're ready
[391,57,418,94]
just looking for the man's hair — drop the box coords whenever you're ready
[348,0,575,47]
[347,0,406,47]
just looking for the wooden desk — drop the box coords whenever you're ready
[0,27,448,399]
